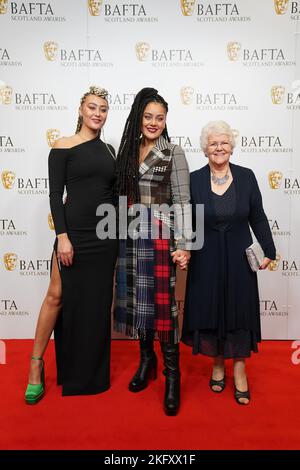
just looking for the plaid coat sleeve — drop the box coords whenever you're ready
[170,145,193,250]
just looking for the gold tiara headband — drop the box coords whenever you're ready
[80,85,109,104]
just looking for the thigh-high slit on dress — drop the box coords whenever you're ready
[48,137,118,395]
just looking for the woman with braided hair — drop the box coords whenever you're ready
[25,86,118,403]
[114,88,191,415]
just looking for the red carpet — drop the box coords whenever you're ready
[0,340,299,450]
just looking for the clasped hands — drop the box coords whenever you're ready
[171,249,191,271]
[57,233,191,271]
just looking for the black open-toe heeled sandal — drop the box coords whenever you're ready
[234,386,250,405]
[209,376,226,393]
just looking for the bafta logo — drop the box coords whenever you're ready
[48,213,55,230]
[0,0,8,14]
[180,86,194,105]
[180,0,196,16]
[88,0,103,16]
[135,42,150,62]
[1,170,16,189]
[46,129,60,147]
[227,42,241,61]
[274,0,289,15]
[232,129,239,143]
[268,171,283,189]
[0,85,13,105]
[44,41,59,61]
[271,86,285,105]
[3,253,18,271]
[268,254,281,272]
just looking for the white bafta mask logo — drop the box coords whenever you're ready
[268,171,283,189]
[232,129,239,143]
[180,86,194,105]
[3,253,18,271]
[0,85,13,104]
[0,0,8,14]
[135,42,150,61]
[180,0,196,16]
[46,129,60,147]
[88,0,103,16]
[44,41,59,61]
[271,86,285,104]
[1,170,16,189]
[291,80,300,101]
[274,0,289,15]
[227,42,241,61]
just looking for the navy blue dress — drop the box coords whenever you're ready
[182,163,276,358]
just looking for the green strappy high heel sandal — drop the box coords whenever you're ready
[24,356,45,405]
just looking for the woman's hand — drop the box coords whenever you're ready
[171,249,191,271]
[259,257,272,270]
[57,233,74,267]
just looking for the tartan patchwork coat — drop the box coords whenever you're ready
[114,136,191,343]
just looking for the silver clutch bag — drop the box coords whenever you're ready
[245,241,265,272]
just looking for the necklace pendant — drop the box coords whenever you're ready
[211,173,229,186]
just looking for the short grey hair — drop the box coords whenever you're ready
[200,120,236,153]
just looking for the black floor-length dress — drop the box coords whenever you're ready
[48,137,118,395]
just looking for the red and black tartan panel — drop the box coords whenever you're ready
[153,238,172,332]
[153,220,178,343]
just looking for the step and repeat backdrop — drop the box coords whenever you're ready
[0,0,299,339]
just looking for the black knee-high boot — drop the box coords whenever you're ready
[160,342,180,416]
[128,338,157,392]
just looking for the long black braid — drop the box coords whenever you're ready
[116,87,170,203]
